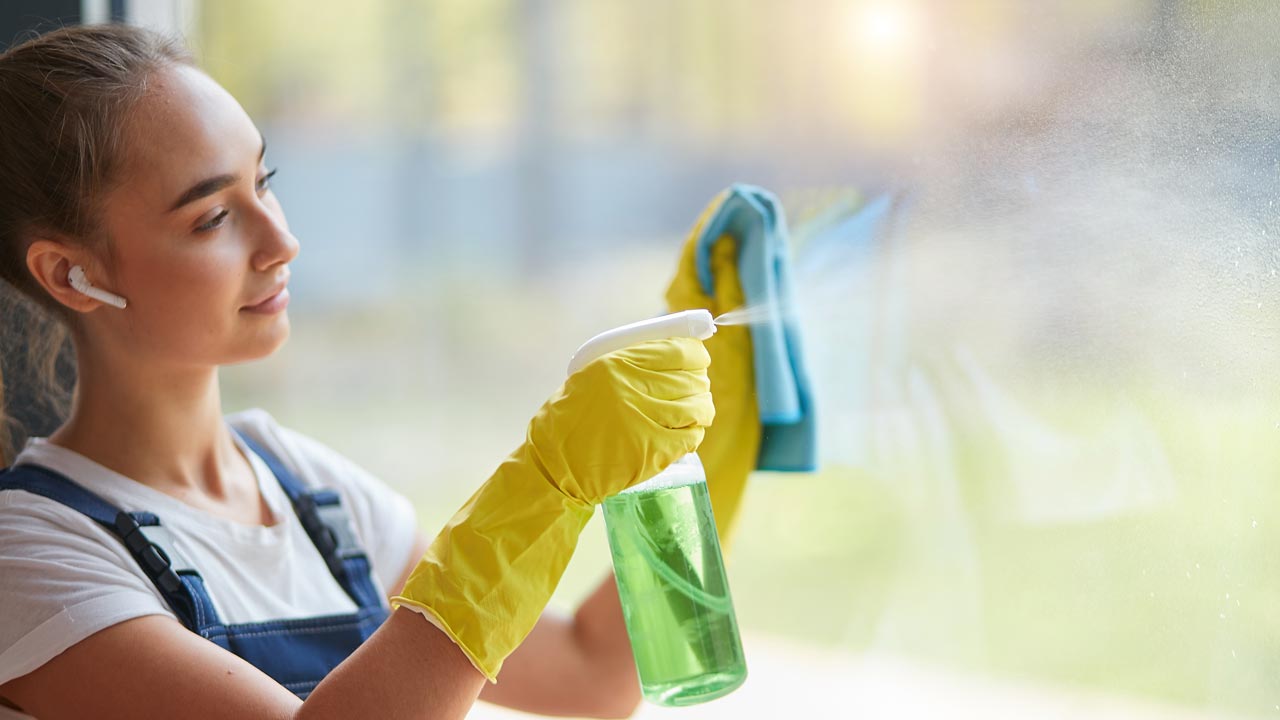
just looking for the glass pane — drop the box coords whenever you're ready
[196,1,1280,716]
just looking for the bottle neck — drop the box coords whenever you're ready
[628,452,706,494]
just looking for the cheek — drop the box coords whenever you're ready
[120,242,245,345]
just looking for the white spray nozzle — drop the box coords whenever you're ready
[567,309,716,376]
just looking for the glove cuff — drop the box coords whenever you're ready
[392,452,594,681]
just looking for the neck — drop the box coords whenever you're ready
[50,339,240,499]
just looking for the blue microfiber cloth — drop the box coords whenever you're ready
[694,184,817,472]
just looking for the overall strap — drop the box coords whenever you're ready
[0,465,217,635]
[232,430,386,610]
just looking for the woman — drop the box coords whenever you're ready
[0,24,743,719]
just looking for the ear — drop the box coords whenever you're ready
[26,239,105,313]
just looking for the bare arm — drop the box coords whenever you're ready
[479,572,642,718]
[389,527,641,719]
[0,608,485,720]
[1,523,634,719]
[300,608,485,719]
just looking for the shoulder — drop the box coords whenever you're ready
[0,469,168,594]
[225,409,341,490]
[224,406,413,533]
[225,407,295,457]
[0,474,97,532]
[0,478,172,685]
[226,408,366,493]
[224,409,421,592]
[0,468,125,553]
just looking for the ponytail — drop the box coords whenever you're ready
[0,284,74,464]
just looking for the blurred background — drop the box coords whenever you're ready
[4,0,1280,717]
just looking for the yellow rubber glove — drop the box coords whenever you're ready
[392,338,714,681]
[664,192,762,553]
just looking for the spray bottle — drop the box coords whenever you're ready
[568,309,747,706]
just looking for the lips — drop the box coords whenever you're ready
[242,275,291,314]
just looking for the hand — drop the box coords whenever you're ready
[530,337,714,504]
[665,193,762,550]
[393,337,713,681]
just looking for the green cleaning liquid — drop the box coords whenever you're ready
[602,454,747,706]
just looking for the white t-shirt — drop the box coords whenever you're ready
[0,409,420,716]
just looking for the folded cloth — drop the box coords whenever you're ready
[694,183,817,472]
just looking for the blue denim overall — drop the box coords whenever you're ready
[0,431,390,698]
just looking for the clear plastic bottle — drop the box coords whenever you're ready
[567,310,746,705]
[602,453,747,706]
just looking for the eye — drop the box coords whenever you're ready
[257,167,278,194]
[196,209,229,233]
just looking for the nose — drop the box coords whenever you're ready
[249,199,300,272]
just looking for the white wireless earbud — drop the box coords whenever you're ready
[68,265,128,309]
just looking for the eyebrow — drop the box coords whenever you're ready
[167,133,267,213]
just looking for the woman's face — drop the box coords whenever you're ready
[90,64,299,368]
